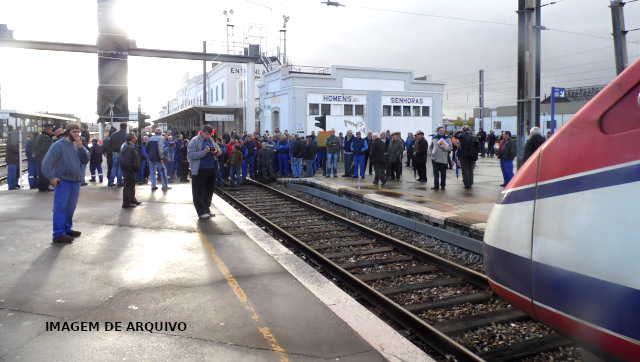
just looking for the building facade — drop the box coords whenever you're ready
[258,65,445,137]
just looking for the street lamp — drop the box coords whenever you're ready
[281,15,289,65]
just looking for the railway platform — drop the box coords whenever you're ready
[279,156,505,244]
[0,183,430,361]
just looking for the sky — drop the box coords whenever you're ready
[1,0,640,123]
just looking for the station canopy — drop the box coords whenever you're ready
[153,105,244,133]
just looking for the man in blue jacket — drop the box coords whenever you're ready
[41,123,89,243]
[276,135,290,177]
[350,131,368,178]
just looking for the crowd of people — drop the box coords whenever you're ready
[4,121,548,243]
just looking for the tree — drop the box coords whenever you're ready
[453,117,465,128]
[467,117,475,129]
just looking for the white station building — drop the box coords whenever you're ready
[158,63,445,137]
[259,65,445,137]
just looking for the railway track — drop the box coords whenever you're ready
[219,181,576,361]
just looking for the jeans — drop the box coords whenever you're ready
[305,160,314,177]
[137,160,147,182]
[81,163,87,183]
[343,153,354,175]
[480,141,486,156]
[7,164,18,189]
[353,155,365,177]
[488,143,495,157]
[230,166,242,187]
[52,181,80,237]
[109,152,123,185]
[500,158,514,185]
[315,151,325,172]
[326,152,338,176]
[28,159,39,187]
[243,155,255,179]
[291,158,303,178]
[90,162,104,182]
[149,161,168,189]
[277,154,290,176]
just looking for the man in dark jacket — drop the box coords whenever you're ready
[477,128,487,157]
[304,136,317,177]
[412,131,428,182]
[522,126,545,164]
[179,138,190,182]
[107,123,127,187]
[33,124,54,192]
[5,131,20,190]
[120,133,142,208]
[499,131,517,187]
[89,139,104,182]
[325,129,340,177]
[290,135,305,178]
[257,142,276,179]
[487,130,497,158]
[25,132,39,189]
[350,131,368,178]
[369,133,388,187]
[455,126,474,189]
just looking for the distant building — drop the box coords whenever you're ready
[259,65,445,136]
[473,85,605,135]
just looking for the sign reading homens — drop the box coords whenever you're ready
[205,114,234,122]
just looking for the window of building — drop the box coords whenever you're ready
[403,106,411,116]
[355,104,364,116]
[494,121,502,129]
[412,106,421,117]
[422,106,431,117]
[216,86,219,102]
[221,82,225,100]
[309,103,320,115]
[393,106,402,116]
[383,105,391,116]
[321,104,331,115]
[344,104,353,116]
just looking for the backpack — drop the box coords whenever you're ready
[469,136,480,161]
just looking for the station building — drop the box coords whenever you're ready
[259,65,445,137]
[156,62,265,134]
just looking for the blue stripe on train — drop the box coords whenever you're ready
[497,162,640,205]
[485,244,640,341]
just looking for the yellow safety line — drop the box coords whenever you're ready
[344,179,455,206]
[198,229,289,362]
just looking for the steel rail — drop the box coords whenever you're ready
[219,181,484,361]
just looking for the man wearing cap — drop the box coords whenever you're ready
[41,123,89,243]
[350,131,368,179]
[413,131,428,182]
[33,124,55,192]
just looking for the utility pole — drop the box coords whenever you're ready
[202,41,207,106]
[478,69,484,131]
[610,0,628,75]
[517,0,541,168]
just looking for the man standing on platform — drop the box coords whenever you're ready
[276,134,290,177]
[455,126,475,189]
[405,132,415,168]
[25,132,39,189]
[120,133,142,209]
[413,131,428,182]
[325,129,340,177]
[5,131,20,190]
[33,124,54,192]
[351,131,368,179]
[477,127,487,157]
[342,130,354,177]
[41,123,88,243]
[369,133,388,187]
[188,125,220,219]
[107,123,127,187]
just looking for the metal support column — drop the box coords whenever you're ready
[517,0,541,168]
[479,69,484,131]
[245,62,256,134]
[610,0,628,75]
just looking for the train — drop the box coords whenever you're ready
[484,57,640,360]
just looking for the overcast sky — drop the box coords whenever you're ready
[1,0,639,123]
